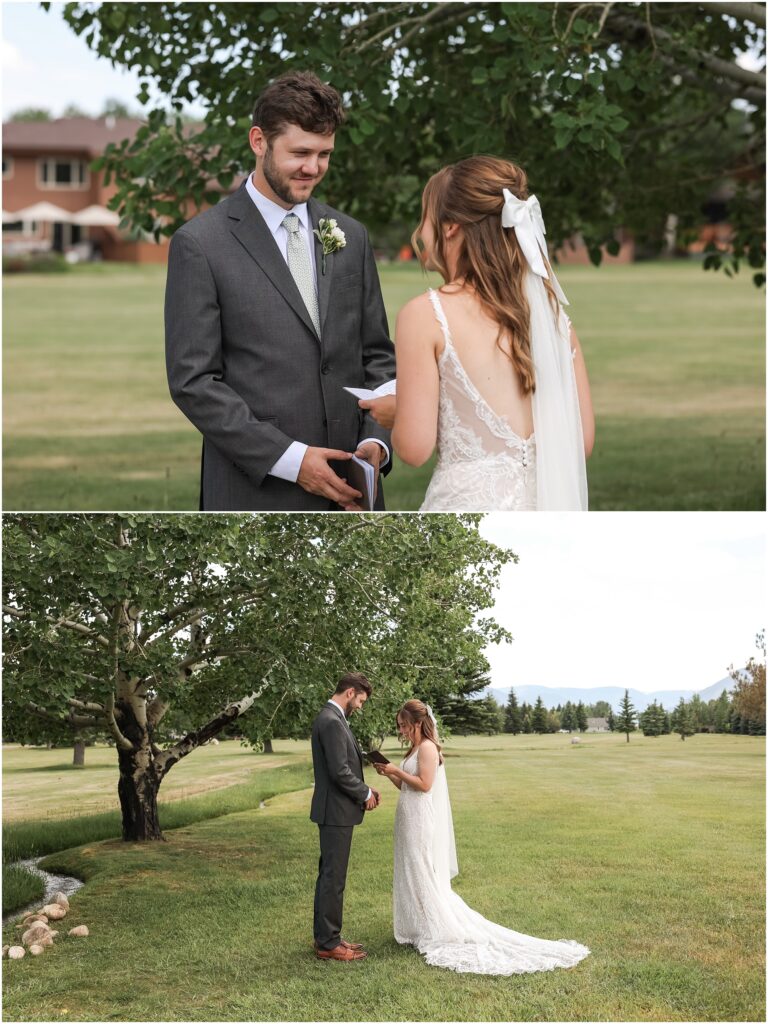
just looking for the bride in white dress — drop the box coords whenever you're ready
[374,699,590,975]
[359,156,594,511]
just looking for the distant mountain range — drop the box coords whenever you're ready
[486,674,735,713]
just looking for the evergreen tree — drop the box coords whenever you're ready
[672,697,695,741]
[585,700,612,718]
[615,689,637,743]
[607,708,615,731]
[640,701,665,737]
[561,701,575,732]
[531,696,548,734]
[663,711,672,734]
[521,705,533,734]
[575,701,588,732]
[504,688,522,734]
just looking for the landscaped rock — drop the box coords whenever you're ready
[68,925,89,937]
[22,923,52,946]
[42,904,67,920]
[8,946,25,959]
[53,892,70,911]
[22,914,48,927]
[2,945,9,958]
[29,944,45,956]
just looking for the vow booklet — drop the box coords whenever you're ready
[365,750,390,765]
[347,455,375,511]
[343,379,397,401]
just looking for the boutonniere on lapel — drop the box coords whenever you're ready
[313,218,346,275]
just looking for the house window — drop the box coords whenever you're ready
[2,220,40,236]
[2,156,13,179]
[38,158,89,189]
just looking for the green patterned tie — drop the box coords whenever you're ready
[282,213,321,336]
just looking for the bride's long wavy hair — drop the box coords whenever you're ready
[398,700,444,765]
[412,155,560,395]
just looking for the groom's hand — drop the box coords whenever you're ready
[298,447,362,506]
[346,441,382,509]
[364,793,379,811]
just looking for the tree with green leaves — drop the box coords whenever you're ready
[56,1,765,284]
[503,687,522,734]
[9,107,51,122]
[671,697,695,741]
[546,709,561,734]
[3,513,511,841]
[561,701,576,732]
[521,702,533,734]
[531,696,548,734]
[639,700,666,737]
[729,633,766,735]
[711,689,732,733]
[607,708,615,731]
[585,700,612,718]
[615,689,637,742]
[575,701,588,732]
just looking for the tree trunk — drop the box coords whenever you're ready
[73,738,85,766]
[262,738,274,754]
[116,698,165,841]
[625,731,629,742]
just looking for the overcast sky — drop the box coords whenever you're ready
[1,1,206,120]
[478,513,764,694]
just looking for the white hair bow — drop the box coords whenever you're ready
[501,189,568,305]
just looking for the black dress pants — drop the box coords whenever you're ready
[314,824,354,950]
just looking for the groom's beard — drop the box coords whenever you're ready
[262,146,319,206]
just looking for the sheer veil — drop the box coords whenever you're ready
[431,759,459,883]
[502,189,588,511]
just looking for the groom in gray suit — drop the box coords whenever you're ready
[310,673,380,961]
[165,72,395,510]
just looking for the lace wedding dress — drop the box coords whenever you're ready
[420,288,536,512]
[392,747,591,975]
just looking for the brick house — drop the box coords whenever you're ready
[2,116,169,262]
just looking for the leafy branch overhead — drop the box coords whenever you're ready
[55,1,765,282]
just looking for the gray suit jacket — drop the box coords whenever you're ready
[310,704,369,827]
[165,180,396,510]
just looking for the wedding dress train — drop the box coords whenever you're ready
[392,748,591,975]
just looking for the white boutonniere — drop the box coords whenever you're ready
[313,217,346,274]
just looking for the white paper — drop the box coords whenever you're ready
[343,379,397,401]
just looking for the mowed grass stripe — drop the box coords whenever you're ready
[2,733,763,1021]
[3,261,764,510]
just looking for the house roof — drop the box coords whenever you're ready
[2,117,145,156]
[587,717,608,727]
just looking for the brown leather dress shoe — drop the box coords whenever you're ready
[314,938,364,951]
[315,944,368,961]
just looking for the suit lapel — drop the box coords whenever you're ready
[327,703,363,762]
[309,198,334,337]
[228,182,320,343]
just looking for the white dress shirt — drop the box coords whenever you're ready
[245,174,389,485]
[326,699,371,802]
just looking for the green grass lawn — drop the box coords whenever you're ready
[3,261,764,510]
[2,732,764,1022]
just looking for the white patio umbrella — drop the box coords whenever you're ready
[70,204,121,227]
[12,201,74,222]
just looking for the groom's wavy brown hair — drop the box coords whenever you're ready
[252,71,345,140]
[412,155,560,395]
[398,700,444,765]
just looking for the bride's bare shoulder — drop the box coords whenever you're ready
[396,291,436,328]
[419,738,439,758]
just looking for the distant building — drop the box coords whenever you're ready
[587,717,609,732]
[2,116,239,262]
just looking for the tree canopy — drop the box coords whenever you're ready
[55,1,765,282]
[3,513,513,838]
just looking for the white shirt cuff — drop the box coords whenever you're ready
[269,441,308,482]
[361,437,390,468]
